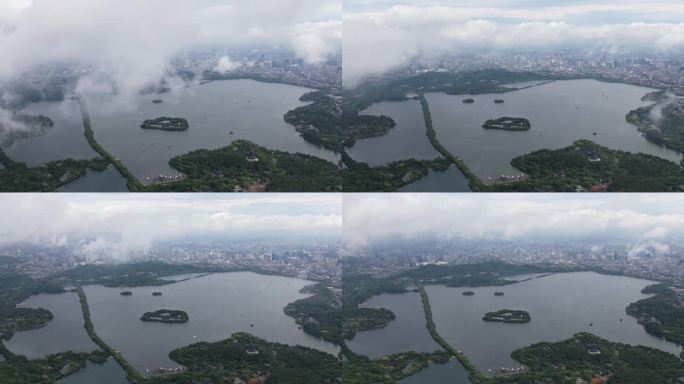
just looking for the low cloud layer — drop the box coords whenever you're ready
[342,194,684,253]
[0,194,341,262]
[0,0,341,95]
[343,2,684,85]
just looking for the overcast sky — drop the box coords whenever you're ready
[343,1,684,85]
[0,0,341,95]
[342,194,684,254]
[0,194,341,262]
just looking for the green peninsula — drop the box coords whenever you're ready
[146,332,340,384]
[490,140,684,192]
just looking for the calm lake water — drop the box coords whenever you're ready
[400,360,472,384]
[347,100,440,165]
[5,292,98,359]
[85,79,339,181]
[84,272,339,376]
[58,359,128,384]
[347,292,441,358]
[399,166,471,192]
[5,99,97,166]
[426,272,683,375]
[427,79,683,183]
[57,166,128,192]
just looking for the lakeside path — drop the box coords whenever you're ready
[417,284,487,384]
[76,286,145,384]
[418,93,486,191]
[77,96,144,192]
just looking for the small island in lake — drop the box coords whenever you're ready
[120,291,133,296]
[152,99,163,104]
[462,291,475,296]
[152,291,163,296]
[141,117,189,131]
[462,98,475,104]
[483,309,531,323]
[482,117,531,131]
[141,309,189,323]
[494,291,504,296]
[494,99,505,104]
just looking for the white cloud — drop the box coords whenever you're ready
[342,194,684,253]
[0,0,341,94]
[213,55,243,74]
[0,194,342,262]
[343,4,684,86]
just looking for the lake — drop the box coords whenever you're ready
[5,99,97,166]
[400,359,472,384]
[83,272,339,376]
[85,79,340,181]
[347,100,440,166]
[5,292,98,359]
[57,166,128,192]
[347,292,441,358]
[58,359,128,384]
[399,166,471,192]
[427,79,683,183]
[426,272,683,375]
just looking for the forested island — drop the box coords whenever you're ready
[463,98,475,104]
[483,309,531,323]
[140,117,189,131]
[120,291,132,296]
[483,117,531,131]
[140,309,189,323]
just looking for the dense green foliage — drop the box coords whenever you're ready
[491,140,684,192]
[140,117,189,131]
[140,309,189,323]
[54,261,209,287]
[284,283,343,344]
[626,284,684,358]
[483,117,531,131]
[0,272,68,340]
[0,147,109,192]
[0,348,109,384]
[341,150,451,192]
[500,333,684,384]
[149,140,343,192]
[396,261,557,286]
[626,92,684,155]
[342,349,451,384]
[483,309,531,323]
[147,332,341,384]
